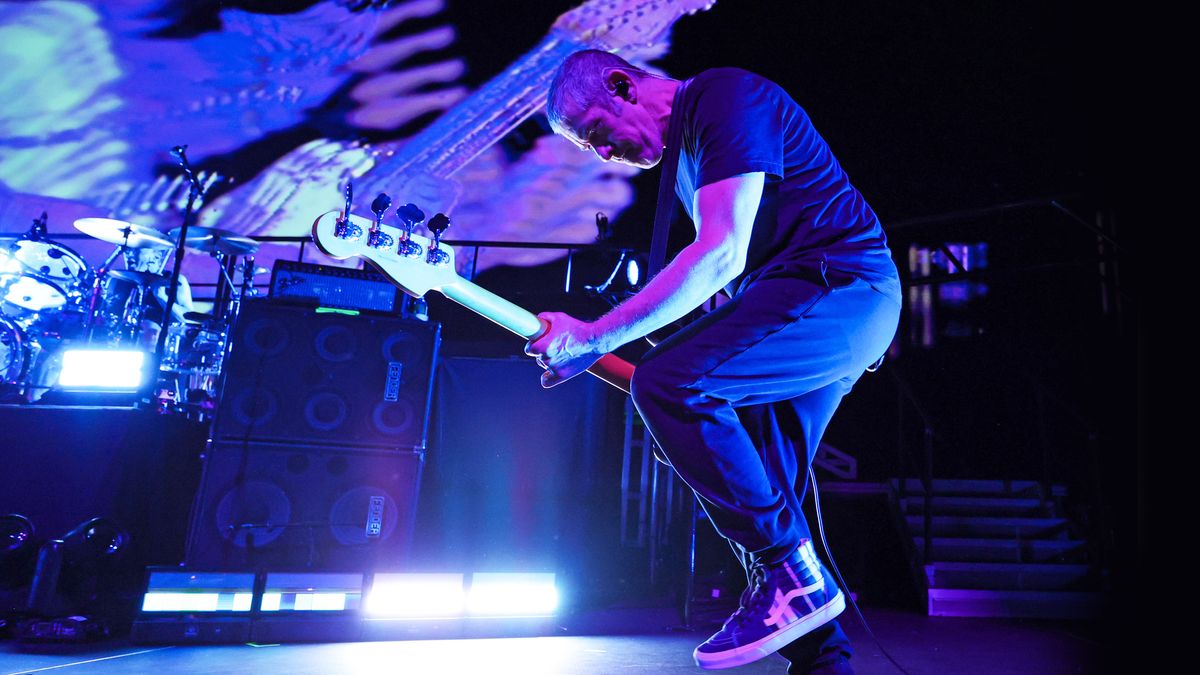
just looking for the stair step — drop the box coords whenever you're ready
[913,537,1088,563]
[925,561,1094,591]
[905,515,1071,539]
[892,478,1047,498]
[927,588,1105,619]
[901,496,1052,517]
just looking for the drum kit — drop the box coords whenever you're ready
[1,212,261,411]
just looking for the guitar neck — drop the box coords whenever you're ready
[439,277,634,393]
[367,33,585,184]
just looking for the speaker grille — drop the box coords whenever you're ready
[187,442,422,569]
[215,300,440,448]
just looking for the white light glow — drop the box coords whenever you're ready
[0,254,20,274]
[467,573,558,617]
[142,592,219,612]
[261,592,282,611]
[311,592,347,611]
[232,593,253,611]
[366,573,464,618]
[626,258,641,287]
[260,592,347,612]
[58,349,145,389]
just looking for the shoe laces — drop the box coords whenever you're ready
[724,559,773,630]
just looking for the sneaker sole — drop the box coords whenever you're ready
[692,589,846,670]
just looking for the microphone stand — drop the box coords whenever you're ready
[142,145,205,409]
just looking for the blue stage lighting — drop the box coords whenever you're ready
[260,572,363,612]
[57,349,147,390]
[466,572,558,617]
[366,573,465,618]
[140,571,255,613]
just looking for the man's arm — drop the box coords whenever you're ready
[528,171,764,387]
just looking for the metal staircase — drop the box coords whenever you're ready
[891,478,1107,620]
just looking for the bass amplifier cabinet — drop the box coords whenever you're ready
[185,441,423,570]
[214,300,440,449]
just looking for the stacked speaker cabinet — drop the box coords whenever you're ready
[186,300,439,571]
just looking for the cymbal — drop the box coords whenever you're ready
[74,217,173,248]
[168,225,258,255]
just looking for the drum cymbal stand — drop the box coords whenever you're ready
[143,145,205,408]
[212,250,238,323]
[84,242,128,343]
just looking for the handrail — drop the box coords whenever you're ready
[888,197,1118,576]
[887,363,938,565]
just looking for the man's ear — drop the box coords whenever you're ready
[604,69,636,103]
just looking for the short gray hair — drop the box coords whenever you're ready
[546,50,649,137]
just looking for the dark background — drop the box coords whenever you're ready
[447,0,1107,226]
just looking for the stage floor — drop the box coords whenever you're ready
[0,607,1105,674]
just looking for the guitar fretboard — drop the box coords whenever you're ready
[361,33,586,191]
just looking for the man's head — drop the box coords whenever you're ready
[546,50,673,169]
[124,244,169,273]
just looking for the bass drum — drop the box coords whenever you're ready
[1,272,69,317]
[0,238,89,321]
[1,237,89,287]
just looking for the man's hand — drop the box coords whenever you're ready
[525,311,604,388]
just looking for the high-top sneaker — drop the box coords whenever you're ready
[694,539,846,670]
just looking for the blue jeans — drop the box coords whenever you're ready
[630,261,901,670]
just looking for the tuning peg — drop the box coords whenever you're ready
[395,203,425,258]
[426,212,451,266]
[367,192,394,249]
[397,203,425,228]
[340,180,354,223]
[371,193,392,220]
[334,180,362,240]
[428,213,449,237]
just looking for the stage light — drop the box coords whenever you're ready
[26,517,129,618]
[140,571,256,613]
[366,573,464,618]
[57,349,146,390]
[62,517,127,558]
[466,572,558,617]
[131,569,561,643]
[1,514,36,588]
[1,514,34,559]
[260,572,363,613]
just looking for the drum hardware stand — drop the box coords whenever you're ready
[28,212,48,240]
[141,145,206,409]
[226,255,258,319]
[210,251,243,323]
[83,244,129,342]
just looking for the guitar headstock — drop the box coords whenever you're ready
[553,0,716,52]
[312,210,460,297]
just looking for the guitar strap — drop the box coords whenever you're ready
[646,78,690,280]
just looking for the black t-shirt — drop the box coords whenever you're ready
[673,68,900,299]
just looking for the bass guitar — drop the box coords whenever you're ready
[312,207,635,393]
